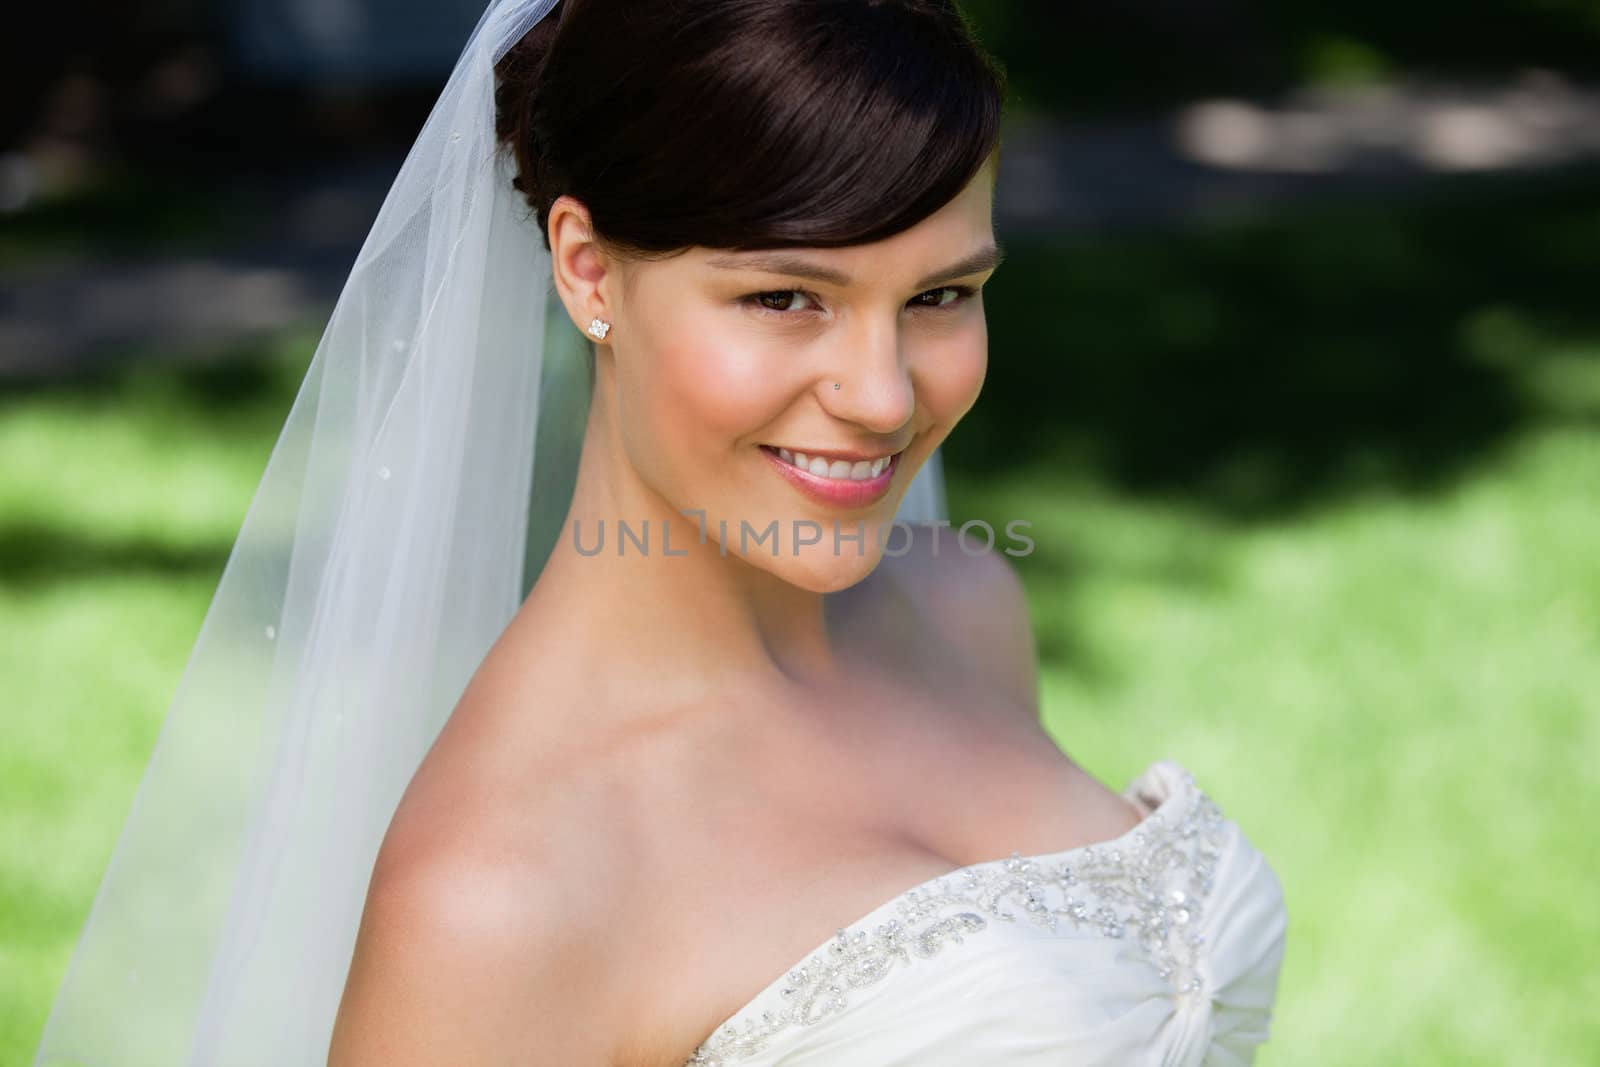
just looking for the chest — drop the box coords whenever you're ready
[609,684,1139,1067]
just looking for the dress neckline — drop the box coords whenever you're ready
[686,757,1202,1063]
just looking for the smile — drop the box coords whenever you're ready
[759,444,904,509]
[766,446,899,482]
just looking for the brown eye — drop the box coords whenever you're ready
[909,286,969,309]
[748,290,819,314]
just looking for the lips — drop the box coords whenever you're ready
[760,444,901,509]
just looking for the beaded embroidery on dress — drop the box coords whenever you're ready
[685,759,1287,1067]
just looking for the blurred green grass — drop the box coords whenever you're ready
[0,336,318,1057]
[5,172,1600,1064]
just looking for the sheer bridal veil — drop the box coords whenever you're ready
[32,0,949,1063]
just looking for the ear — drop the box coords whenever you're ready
[547,194,616,338]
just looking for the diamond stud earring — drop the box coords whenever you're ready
[587,318,611,340]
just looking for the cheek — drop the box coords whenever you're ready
[914,314,988,425]
[617,302,788,470]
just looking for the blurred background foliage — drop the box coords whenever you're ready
[4,1,1599,1064]
[964,0,1600,113]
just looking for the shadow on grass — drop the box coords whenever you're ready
[960,169,1600,521]
[0,332,308,417]
[949,170,1600,671]
[0,521,231,588]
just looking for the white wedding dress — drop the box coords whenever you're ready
[684,759,1286,1066]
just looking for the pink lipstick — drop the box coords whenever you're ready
[760,444,901,509]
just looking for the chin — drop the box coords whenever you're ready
[768,543,883,593]
[759,511,909,592]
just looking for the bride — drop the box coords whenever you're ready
[34,1,1286,1065]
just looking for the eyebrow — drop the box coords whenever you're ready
[706,241,1006,292]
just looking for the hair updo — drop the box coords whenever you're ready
[493,0,1007,257]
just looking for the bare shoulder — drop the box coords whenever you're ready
[876,523,1040,714]
[329,742,631,1066]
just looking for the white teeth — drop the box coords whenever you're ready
[771,446,896,482]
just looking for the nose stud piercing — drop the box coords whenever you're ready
[833,382,840,390]
[587,318,611,340]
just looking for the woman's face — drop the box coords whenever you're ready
[602,157,1000,592]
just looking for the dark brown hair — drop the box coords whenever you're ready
[494,0,1006,256]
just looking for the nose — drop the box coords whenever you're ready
[822,315,916,434]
